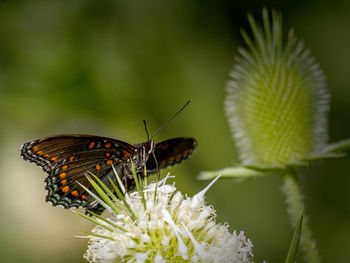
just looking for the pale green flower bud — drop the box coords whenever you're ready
[225,9,329,166]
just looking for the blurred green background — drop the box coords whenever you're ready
[1,0,349,262]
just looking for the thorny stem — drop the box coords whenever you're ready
[281,171,321,263]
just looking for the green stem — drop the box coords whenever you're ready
[281,172,321,263]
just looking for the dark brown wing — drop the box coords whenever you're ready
[146,137,197,172]
[20,135,136,210]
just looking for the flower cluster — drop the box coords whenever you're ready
[81,176,254,263]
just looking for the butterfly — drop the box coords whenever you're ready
[20,135,197,214]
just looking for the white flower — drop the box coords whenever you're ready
[80,175,254,263]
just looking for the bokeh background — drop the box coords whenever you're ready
[1,0,349,262]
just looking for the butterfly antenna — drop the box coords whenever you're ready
[143,120,150,141]
[151,100,191,140]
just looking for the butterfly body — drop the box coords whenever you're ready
[20,135,197,214]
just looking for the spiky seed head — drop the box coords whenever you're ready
[225,9,330,166]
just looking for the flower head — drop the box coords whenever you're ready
[225,9,330,166]
[78,174,254,263]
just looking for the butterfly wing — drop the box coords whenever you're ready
[146,137,197,173]
[20,135,137,212]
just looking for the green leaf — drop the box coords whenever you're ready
[322,138,350,154]
[285,210,303,263]
[242,164,286,173]
[197,166,266,180]
[302,152,346,162]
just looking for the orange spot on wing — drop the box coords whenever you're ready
[62,165,68,170]
[59,172,67,178]
[71,190,78,197]
[61,179,67,185]
[175,154,183,160]
[183,149,191,156]
[105,143,111,148]
[162,144,169,150]
[44,154,50,158]
[62,185,70,192]
[122,150,131,157]
[105,152,111,157]
[96,164,101,170]
[69,156,75,162]
[106,160,113,165]
[32,145,39,152]
[51,157,57,162]
[81,195,88,200]
[88,141,95,149]
[127,145,135,151]
[37,151,44,155]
